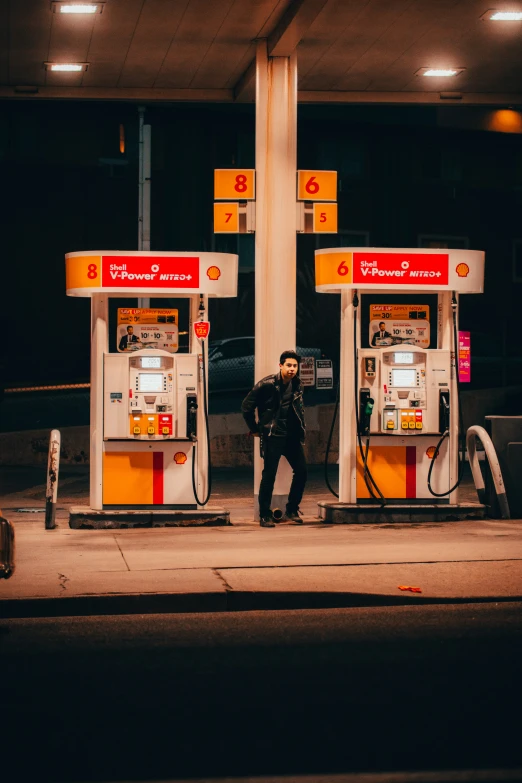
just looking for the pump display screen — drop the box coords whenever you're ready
[394,352,414,364]
[141,357,161,369]
[138,373,163,392]
[391,368,417,387]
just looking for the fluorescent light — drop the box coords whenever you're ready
[50,63,82,71]
[423,69,459,77]
[45,62,88,71]
[416,67,464,77]
[489,11,522,20]
[60,4,98,12]
[52,2,104,13]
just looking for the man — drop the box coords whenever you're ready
[119,325,141,351]
[371,321,392,346]
[241,350,307,527]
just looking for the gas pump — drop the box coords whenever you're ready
[65,250,238,523]
[316,247,485,520]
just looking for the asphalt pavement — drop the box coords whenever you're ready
[1,465,521,617]
[2,605,522,781]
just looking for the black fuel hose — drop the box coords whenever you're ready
[191,340,212,506]
[427,293,465,497]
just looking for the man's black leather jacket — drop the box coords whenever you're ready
[241,372,305,443]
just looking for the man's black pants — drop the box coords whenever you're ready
[258,435,307,518]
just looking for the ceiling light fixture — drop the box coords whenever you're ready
[52,2,104,13]
[423,69,459,77]
[45,62,89,71]
[488,11,522,21]
[416,67,464,77]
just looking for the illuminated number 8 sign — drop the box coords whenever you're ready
[214,170,255,200]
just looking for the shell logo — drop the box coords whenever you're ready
[426,446,437,459]
[173,452,187,465]
[207,265,221,280]
[456,262,469,278]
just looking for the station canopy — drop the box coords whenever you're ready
[3,0,522,106]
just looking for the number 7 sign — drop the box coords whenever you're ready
[214,202,239,233]
[297,170,337,202]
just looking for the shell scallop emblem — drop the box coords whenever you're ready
[456,262,469,278]
[426,446,437,459]
[207,266,221,280]
[173,452,188,465]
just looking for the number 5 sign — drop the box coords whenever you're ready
[313,203,337,233]
[297,170,337,202]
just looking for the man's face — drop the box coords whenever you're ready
[127,327,133,335]
[280,359,298,382]
[379,323,385,331]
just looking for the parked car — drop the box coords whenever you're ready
[207,337,323,392]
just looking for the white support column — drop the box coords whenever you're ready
[90,293,108,510]
[339,290,357,503]
[190,294,209,506]
[254,40,298,517]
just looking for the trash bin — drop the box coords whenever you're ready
[485,416,522,518]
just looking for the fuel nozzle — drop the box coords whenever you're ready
[359,389,374,436]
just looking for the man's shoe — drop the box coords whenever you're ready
[284,508,303,523]
[260,514,276,528]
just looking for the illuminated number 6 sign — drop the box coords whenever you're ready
[297,170,337,202]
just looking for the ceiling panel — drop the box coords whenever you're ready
[82,0,145,87]
[0,1,10,84]
[9,0,53,85]
[3,0,522,101]
[154,0,239,88]
[118,0,191,88]
[299,0,415,90]
[190,0,285,88]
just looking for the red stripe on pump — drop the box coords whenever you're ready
[406,446,416,498]
[152,452,163,505]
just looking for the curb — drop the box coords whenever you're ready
[1,590,522,618]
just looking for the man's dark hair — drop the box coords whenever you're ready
[279,350,300,365]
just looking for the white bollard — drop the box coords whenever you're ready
[45,429,61,530]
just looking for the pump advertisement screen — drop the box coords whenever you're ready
[117,309,179,353]
[369,305,430,348]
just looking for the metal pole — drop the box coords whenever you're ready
[138,106,151,308]
[190,294,209,505]
[45,429,61,529]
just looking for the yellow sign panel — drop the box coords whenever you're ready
[214,169,255,200]
[356,446,408,499]
[66,254,102,291]
[315,252,353,287]
[297,170,337,201]
[103,452,154,505]
[214,202,239,233]
[313,203,338,233]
